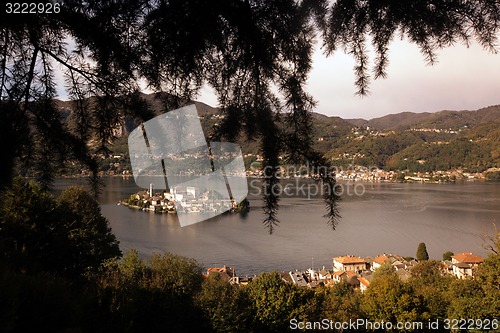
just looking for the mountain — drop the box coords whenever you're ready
[345,105,500,130]
[345,118,368,127]
[326,106,500,173]
[54,94,500,174]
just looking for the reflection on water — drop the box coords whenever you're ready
[54,177,500,275]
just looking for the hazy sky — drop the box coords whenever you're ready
[197,37,500,120]
[55,36,500,121]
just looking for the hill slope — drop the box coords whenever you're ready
[55,94,500,174]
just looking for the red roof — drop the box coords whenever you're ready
[207,265,235,276]
[345,271,358,278]
[358,277,370,287]
[452,252,484,264]
[333,255,366,264]
[373,255,390,265]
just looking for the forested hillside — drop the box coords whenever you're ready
[55,97,500,175]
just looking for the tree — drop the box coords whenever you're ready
[0,178,71,273]
[0,266,90,332]
[416,242,429,261]
[481,223,499,254]
[247,272,317,332]
[445,236,500,322]
[316,281,362,324]
[57,186,121,274]
[0,178,120,276]
[408,260,453,320]
[361,271,426,326]
[196,273,253,333]
[475,232,500,318]
[372,261,396,279]
[94,250,207,332]
[442,251,454,261]
[446,279,487,321]
[2,0,499,232]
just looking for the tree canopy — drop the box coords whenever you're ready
[416,242,430,261]
[0,178,120,277]
[1,0,499,232]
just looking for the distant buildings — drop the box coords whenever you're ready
[450,252,484,279]
[198,251,486,292]
[185,247,488,297]
[333,255,368,273]
[371,254,390,270]
[124,184,244,214]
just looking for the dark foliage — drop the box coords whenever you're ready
[0,233,498,332]
[0,178,121,277]
[416,242,430,261]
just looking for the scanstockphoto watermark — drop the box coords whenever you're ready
[249,161,380,179]
[290,318,499,331]
[248,162,370,199]
[290,319,426,331]
[248,177,366,199]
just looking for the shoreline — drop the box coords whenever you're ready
[54,173,498,184]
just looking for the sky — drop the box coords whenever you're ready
[55,36,500,121]
[197,37,500,120]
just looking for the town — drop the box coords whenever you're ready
[103,153,491,183]
[244,162,489,183]
[205,251,485,292]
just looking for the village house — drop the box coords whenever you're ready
[369,253,415,282]
[204,265,236,282]
[237,276,254,286]
[358,277,371,293]
[371,254,390,270]
[332,270,345,284]
[344,271,360,287]
[442,260,454,275]
[318,268,333,280]
[333,255,368,273]
[392,259,406,271]
[279,272,294,284]
[451,252,484,279]
[289,271,308,287]
[332,270,360,286]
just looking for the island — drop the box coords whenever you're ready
[120,184,250,214]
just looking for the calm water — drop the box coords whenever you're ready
[54,177,500,275]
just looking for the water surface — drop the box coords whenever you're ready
[55,177,500,275]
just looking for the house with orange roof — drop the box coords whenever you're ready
[344,271,360,286]
[451,252,484,279]
[205,265,235,282]
[333,255,368,273]
[332,270,346,284]
[371,254,390,271]
[358,277,371,292]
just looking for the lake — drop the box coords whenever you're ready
[54,177,500,275]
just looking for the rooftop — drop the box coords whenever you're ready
[373,255,390,265]
[358,277,371,287]
[452,252,484,264]
[333,255,366,264]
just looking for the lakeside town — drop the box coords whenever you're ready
[244,163,495,183]
[89,152,499,184]
[206,251,486,292]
